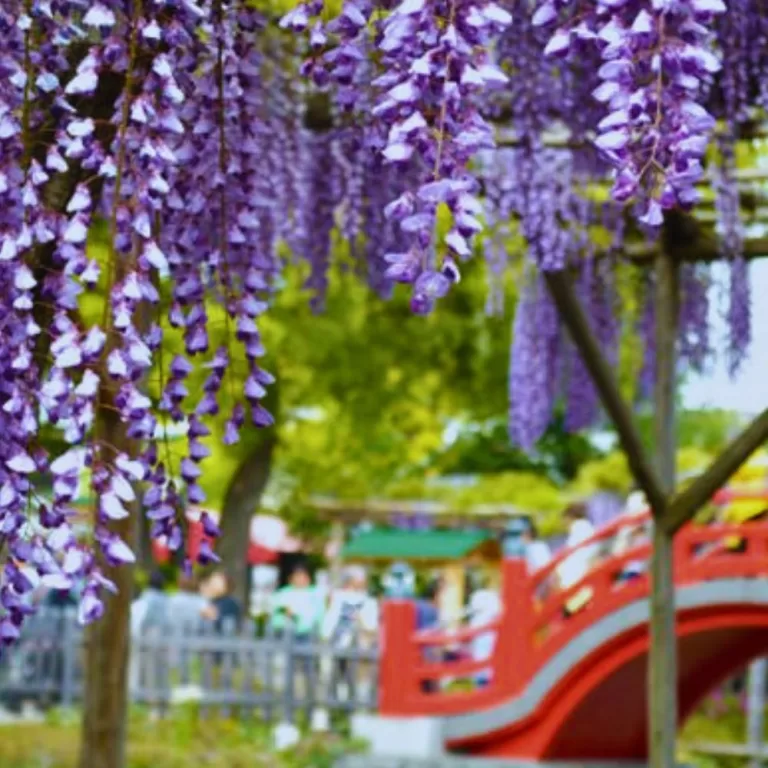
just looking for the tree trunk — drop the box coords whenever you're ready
[648,247,679,768]
[217,434,277,610]
[79,407,135,768]
[134,511,155,575]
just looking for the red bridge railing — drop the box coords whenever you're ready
[379,514,768,717]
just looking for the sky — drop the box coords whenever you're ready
[682,259,768,415]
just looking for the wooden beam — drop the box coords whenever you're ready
[653,248,679,504]
[688,742,768,759]
[542,270,666,513]
[648,247,679,768]
[665,408,768,534]
[625,233,768,264]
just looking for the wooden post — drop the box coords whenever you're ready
[60,608,77,709]
[378,600,417,715]
[543,271,666,513]
[543,250,768,768]
[649,247,679,768]
[440,563,465,625]
[747,658,767,768]
[494,558,532,695]
[328,519,346,589]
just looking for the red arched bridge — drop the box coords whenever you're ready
[378,512,768,761]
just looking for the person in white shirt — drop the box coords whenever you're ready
[321,566,378,647]
[320,566,378,702]
[557,503,597,591]
[523,521,552,573]
[269,565,324,637]
[468,586,502,686]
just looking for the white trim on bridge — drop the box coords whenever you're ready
[442,579,768,743]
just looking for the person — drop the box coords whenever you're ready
[128,570,169,697]
[618,524,650,581]
[523,521,552,573]
[612,498,652,582]
[321,566,378,702]
[557,503,598,617]
[382,561,416,600]
[416,578,441,631]
[130,570,169,640]
[557,503,597,590]
[200,569,242,633]
[321,566,378,648]
[166,571,208,631]
[467,585,501,687]
[415,578,443,692]
[269,564,323,638]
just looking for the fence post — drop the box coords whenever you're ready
[273,628,301,751]
[281,627,295,725]
[378,600,417,715]
[747,658,767,768]
[60,608,76,708]
[263,621,276,722]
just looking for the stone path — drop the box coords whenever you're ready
[336,755,651,768]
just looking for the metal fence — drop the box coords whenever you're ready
[0,608,379,723]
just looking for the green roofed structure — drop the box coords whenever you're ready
[341,527,500,563]
[342,527,501,619]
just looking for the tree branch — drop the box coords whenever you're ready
[665,408,768,534]
[542,270,667,513]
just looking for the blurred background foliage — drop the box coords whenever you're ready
[71,222,746,546]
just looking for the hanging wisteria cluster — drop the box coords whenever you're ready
[0,0,764,638]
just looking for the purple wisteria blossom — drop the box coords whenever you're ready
[534,0,725,224]
[0,0,762,643]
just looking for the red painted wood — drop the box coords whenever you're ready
[377,516,768,759]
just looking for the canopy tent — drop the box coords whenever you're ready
[152,509,302,565]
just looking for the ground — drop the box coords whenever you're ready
[0,706,361,768]
[0,695,754,768]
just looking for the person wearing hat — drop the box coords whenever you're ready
[322,565,378,647]
[321,566,378,703]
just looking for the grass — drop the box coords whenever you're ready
[0,695,756,768]
[679,694,758,768]
[0,706,362,768]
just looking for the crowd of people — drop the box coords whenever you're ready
[127,563,383,651]
[121,504,653,679]
[130,568,244,640]
[20,495,762,706]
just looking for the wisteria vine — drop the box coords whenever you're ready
[0,0,762,639]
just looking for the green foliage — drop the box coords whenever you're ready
[0,709,360,768]
[431,412,603,483]
[679,695,758,768]
[572,451,633,495]
[262,256,515,522]
[570,442,716,499]
[636,408,741,457]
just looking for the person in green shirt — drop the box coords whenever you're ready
[269,565,324,638]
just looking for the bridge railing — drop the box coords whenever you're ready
[379,558,532,716]
[379,515,768,717]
